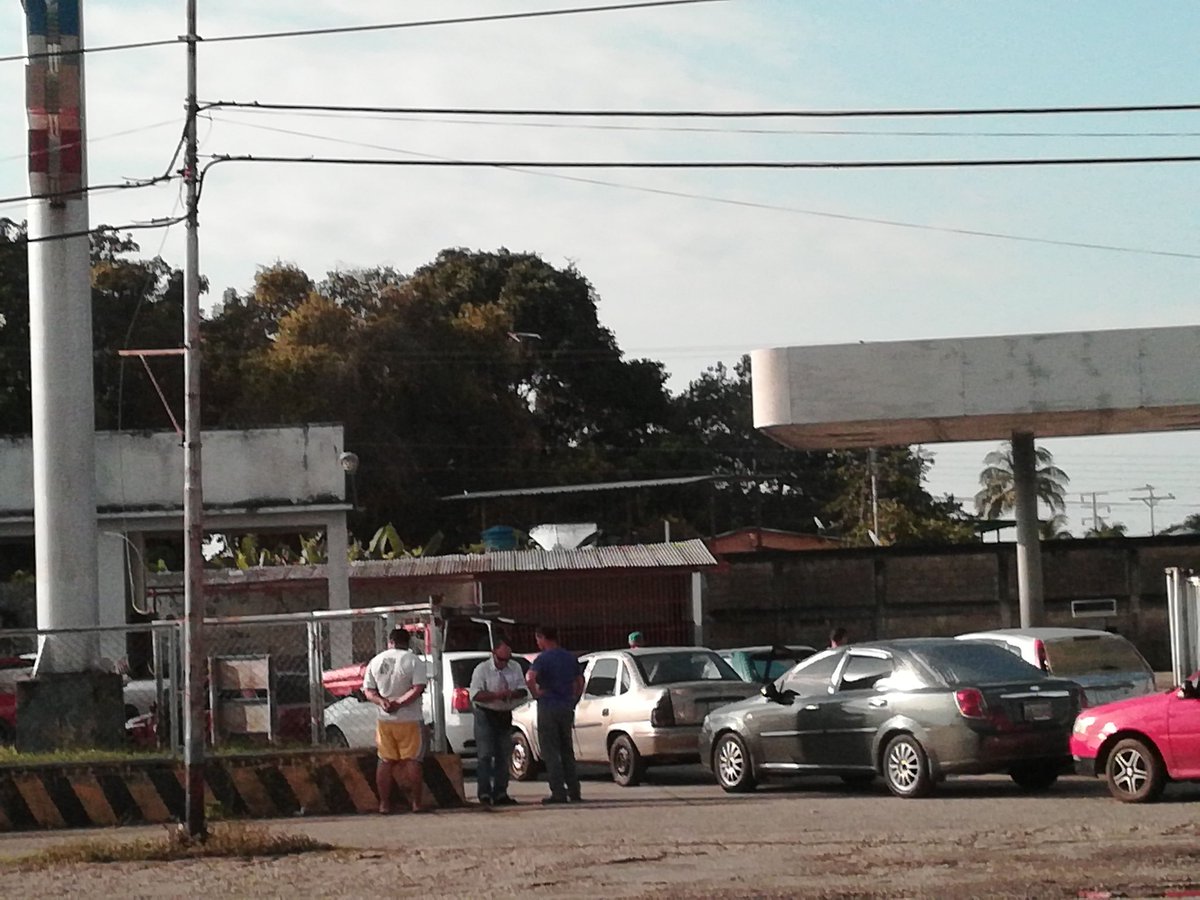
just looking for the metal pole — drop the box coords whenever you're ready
[868,448,879,539]
[182,0,206,840]
[1011,432,1045,628]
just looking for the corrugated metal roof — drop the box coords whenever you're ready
[357,539,717,577]
[146,539,717,588]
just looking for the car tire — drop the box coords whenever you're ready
[324,726,349,748]
[840,772,877,789]
[1105,737,1166,803]
[882,734,934,799]
[510,730,541,782]
[1009,762,1059,792]
[609,734,647,787]
[713,732,757,793]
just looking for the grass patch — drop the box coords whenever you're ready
[6,823,333,870]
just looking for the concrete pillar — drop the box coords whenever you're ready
[326,514,352,667]
[27,0,101,673]
[691,571,704,646]
[1011,431,1045,627]
[97,531,129,666]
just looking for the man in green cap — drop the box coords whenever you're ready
[627,631,643,649]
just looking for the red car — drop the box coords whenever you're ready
[1070,673,1200,802]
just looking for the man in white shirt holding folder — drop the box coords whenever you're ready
[469,638,528,806]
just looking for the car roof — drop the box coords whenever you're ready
[584,646,716,658]
[957,627,1128,642]
[719,645,815,654]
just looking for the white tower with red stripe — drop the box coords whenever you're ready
[24,0,101,673]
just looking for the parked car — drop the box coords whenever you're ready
[510,647,758,786]
[956,627,1155,706]
[700,638,1083,798]
[324,651,531,756]
[1070,672,1200,802]
[719,645,817,684]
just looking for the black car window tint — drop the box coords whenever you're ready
[634,651,742,686]
[585,658,619,697]
[837,654,894,691]
[917,642,1045,685]
[781,651,842,696]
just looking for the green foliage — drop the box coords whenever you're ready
[975,443,1070,519]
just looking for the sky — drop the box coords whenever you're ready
[1,0,1198,537]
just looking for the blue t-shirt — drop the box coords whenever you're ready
[530,647,582,711]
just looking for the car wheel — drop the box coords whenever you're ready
[1105,737,1166,803]
[713,732,757,793]
[510,731,541,782]
[840,772,877,789]
[1009,762,1059,792]
[324,726,349,748]
[609,734,647,787]
[883,734,934,799]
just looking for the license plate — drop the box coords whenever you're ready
[1024,700,1053,721]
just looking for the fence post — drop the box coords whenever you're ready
[307,620,324,746]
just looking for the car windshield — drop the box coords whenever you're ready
[634,651,742,685]
[916,642,1045,685]
[1043,636,1152,677]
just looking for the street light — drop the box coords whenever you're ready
[339,451,360,510]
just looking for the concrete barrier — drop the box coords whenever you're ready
[0,749,464,832]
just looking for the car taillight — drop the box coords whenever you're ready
[1033,639,1049,673]
[452,687,471,713]
[955,688,988,719]
[650,692,676,727]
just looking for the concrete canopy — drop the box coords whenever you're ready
[752,325,1200,449]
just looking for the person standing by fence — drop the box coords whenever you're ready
[469,638,528,807]
[526,624,584,805]
[362,627,428,814]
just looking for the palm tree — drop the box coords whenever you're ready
[974,443,1070,519]
[1039,513,1072,540]
[1161,513,1200,535]
[1085,521,1127,538]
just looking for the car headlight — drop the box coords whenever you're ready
[1073,714,1096,735]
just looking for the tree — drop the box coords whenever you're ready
[1161,513,1200,535]
[1039,513,1072,540]
[1085,521,1127,538]
[974,443,1069,519]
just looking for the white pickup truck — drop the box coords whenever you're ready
[323,651,532,757]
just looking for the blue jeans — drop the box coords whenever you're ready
[474,708,513,800]
[537,704,580,800]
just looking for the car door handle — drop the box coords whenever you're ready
[803,704,819,711]
[869,698,887,708]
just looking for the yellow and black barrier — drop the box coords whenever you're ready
[0,749,465,832]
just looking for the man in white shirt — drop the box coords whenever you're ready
[362,627,429,814]
[469,638,528,806]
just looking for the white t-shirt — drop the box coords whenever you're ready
[362,649,428,722]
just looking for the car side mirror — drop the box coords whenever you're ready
[760,682,794,705]
[1177,680,1200,700]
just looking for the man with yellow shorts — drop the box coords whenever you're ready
[362,628,429,813]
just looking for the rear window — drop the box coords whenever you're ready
[916,642,1045,685]
[450,656,530,688]
[634,651,742,686]
[1044,636,1151,677]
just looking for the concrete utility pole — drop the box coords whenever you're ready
[25,0,101,673]
[1130,485,1174,536]
[182,0,208,841]
[1011,432,1045,628]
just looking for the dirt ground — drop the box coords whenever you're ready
[1,768,1199,898]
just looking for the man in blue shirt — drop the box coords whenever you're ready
[526,624,584,805]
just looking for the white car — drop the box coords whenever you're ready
[956,627,1155,706]
[323,651,531,757]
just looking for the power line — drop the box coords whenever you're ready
[0,175,177,210]
[204,116,1200,260]
[0,0,731,64]
[203,99,1200,119]
[211,106,1200,138]
[201,151,1200,173]
[17,217,187,246]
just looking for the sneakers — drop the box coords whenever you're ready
[478,795,493,807]
[492,795,519,806]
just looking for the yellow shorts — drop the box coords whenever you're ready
[376,720,427,762]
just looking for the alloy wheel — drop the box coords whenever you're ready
[717,737,745,786]
[1111,746,1148,796]
[887,741,921,791]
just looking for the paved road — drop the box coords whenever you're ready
[2,767,1198,897]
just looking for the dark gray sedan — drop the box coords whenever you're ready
[699,638,1083,798]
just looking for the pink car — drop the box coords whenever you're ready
[1070,674,1200,802]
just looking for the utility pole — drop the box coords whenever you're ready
[1130,485,1174,536]
[1080,491,1110,534]
[182,0,207,841]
